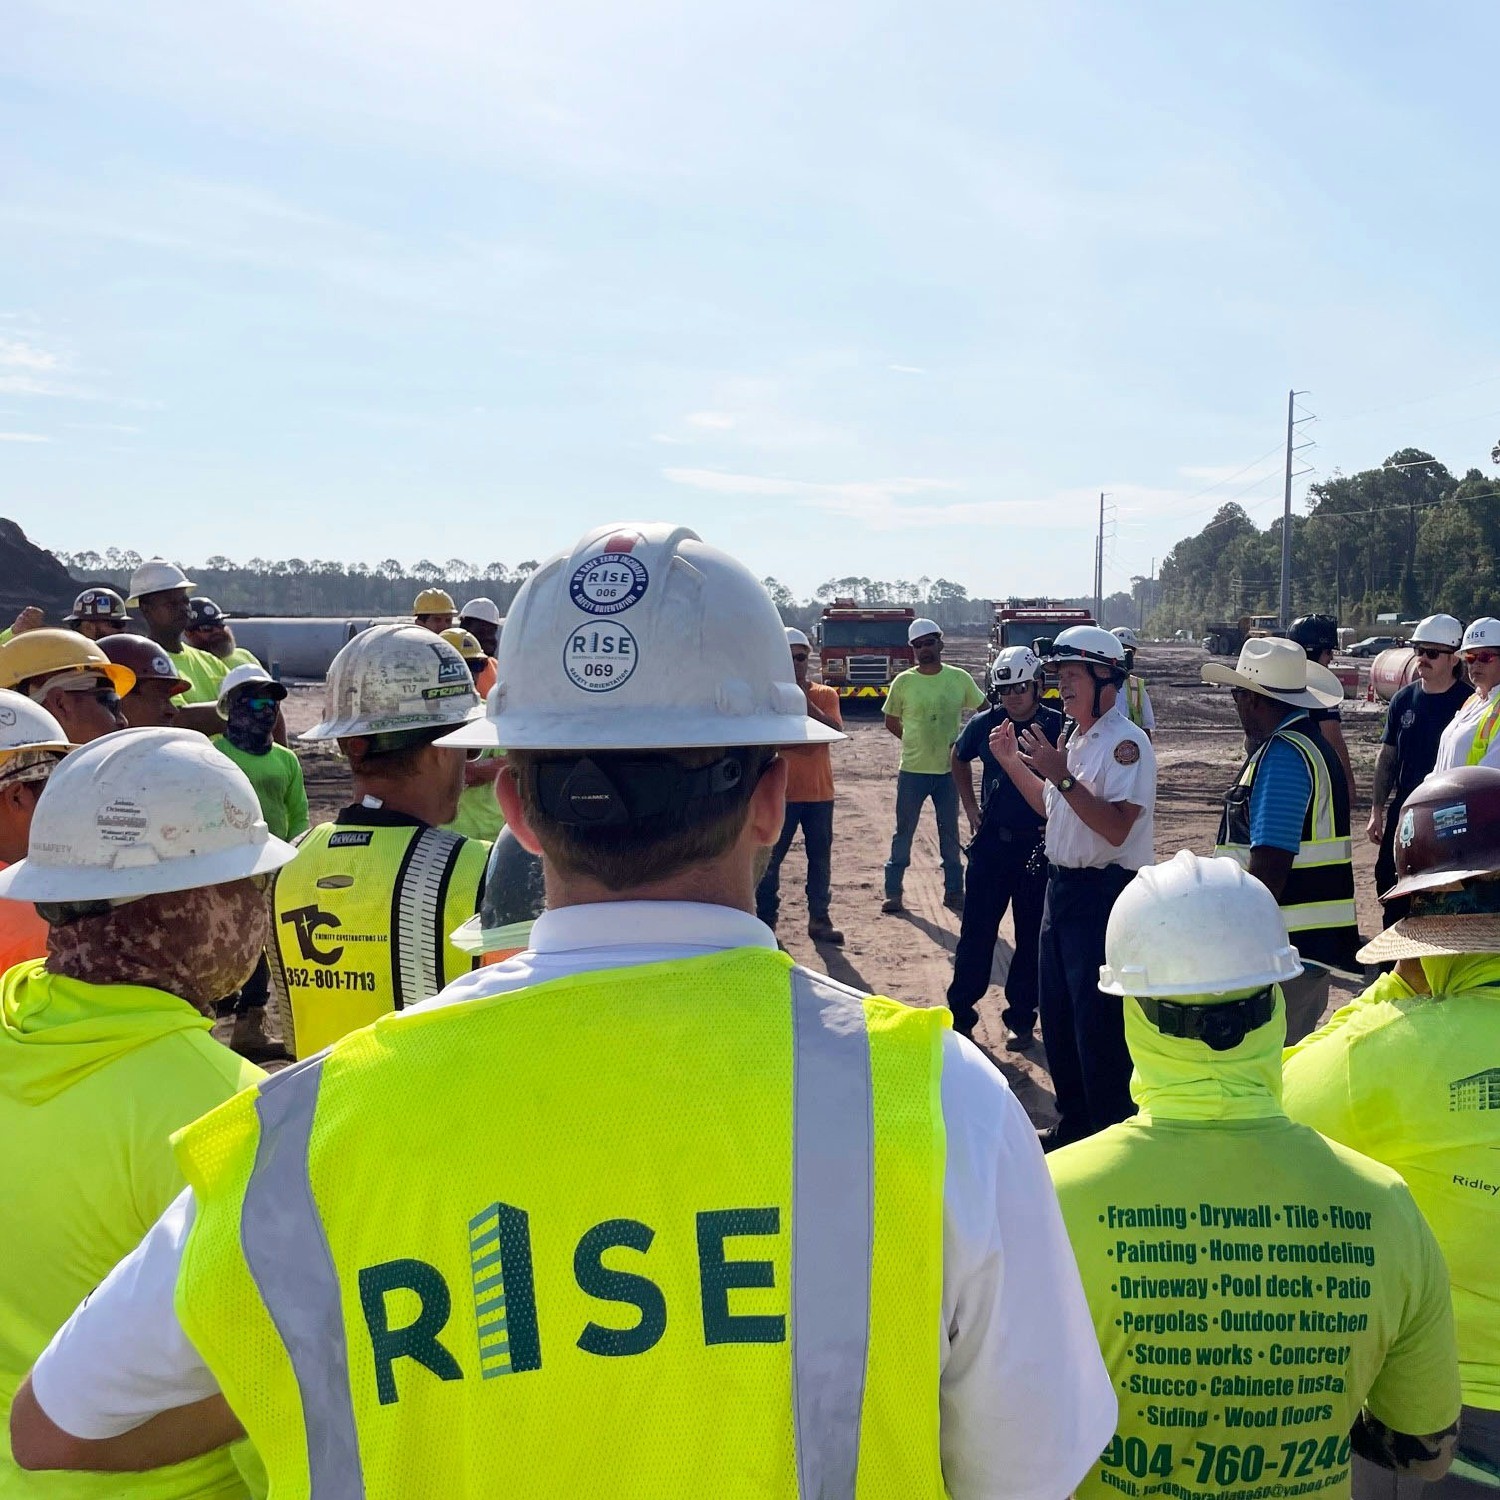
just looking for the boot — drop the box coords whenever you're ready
[807,916,845,946]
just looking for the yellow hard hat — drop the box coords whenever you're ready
[0,628,135,697]
[441,627,487,662]
[413,587,457,616]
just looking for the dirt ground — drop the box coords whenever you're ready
[280,641,1389,1128]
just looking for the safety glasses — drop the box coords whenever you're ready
[240,695,280,712]
[995,682,1033,696]
[1414,647,1452,661]
[1464,650,1499,666]
[790,653,810,664]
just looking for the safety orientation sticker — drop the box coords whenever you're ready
[564,624,638,693]
[569,552,649,616]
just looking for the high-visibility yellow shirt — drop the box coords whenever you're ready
[1284,956,1500,1410]
[166,644,229,706]
[266,806,487,1058]
[174,947,948,1499]
[1051,987,1461,1500]
[0,961,264,1497]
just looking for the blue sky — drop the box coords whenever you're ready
[3,0,1498,598]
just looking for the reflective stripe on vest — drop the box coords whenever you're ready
[1215,727,1358,940]
[1126,675,1145,727]
[1468,695,1500,766]
[174,949,946,1498]
[266,821,487,1059]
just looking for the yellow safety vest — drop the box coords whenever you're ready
[1467,694,1500,766]
[1215,724,1359,974]
[173,947,948,1500]
[1125,674,1147,728]
[267,813,488,1058]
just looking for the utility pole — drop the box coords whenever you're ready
[1279,389,1295,629]
[1096,492,1105,624]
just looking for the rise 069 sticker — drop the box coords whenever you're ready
[564,624,638,693]
[570,552,649,616]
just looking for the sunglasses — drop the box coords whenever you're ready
[1464,651,1499,666]
[239,695,280,712]
[790,653,810,663]
[1415,647,1453,661]
[995,682,1033,696]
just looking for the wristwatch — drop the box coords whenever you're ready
[1057,774,1076,794]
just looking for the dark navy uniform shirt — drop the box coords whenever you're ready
[953,701,1065,834]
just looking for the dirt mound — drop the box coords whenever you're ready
[0,519,79,621]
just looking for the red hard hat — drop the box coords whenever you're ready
[1385,766,1500,901]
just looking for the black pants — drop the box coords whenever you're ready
[946,827,1046,1039]
[1038,864,1137,1144]
[756,800,834,926]
[1375,797,1411,927]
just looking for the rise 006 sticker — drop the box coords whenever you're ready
[563,624,638,693]
[570,552,649,616]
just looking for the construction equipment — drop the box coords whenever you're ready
[813,599,917,706]
[987,599,1093,699]
[1201,613,1280,656]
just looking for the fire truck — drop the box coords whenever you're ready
[814,599,917,705]
[988,599,1095,692]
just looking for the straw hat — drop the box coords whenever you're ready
[1202,637,1343,710]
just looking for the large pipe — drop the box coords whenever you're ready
[1369,646,1419,703]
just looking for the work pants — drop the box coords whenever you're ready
[1281,962,1332,1045]
[946,825,1046,1039]
[1375,796,1412,928]
[1353,1405,1500,1500]
[884,770,964,901]
[756,800,834,927]
[1038,863,1137,1145]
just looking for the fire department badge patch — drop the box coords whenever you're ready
[1114,740,1140,766]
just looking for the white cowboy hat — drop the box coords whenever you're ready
[1202,636,1343,710]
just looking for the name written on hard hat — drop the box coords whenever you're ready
[358,1202,784,1404]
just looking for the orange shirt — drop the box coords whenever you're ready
[474,657,498,699]
[782,681,842,802]
[0,863,48,974]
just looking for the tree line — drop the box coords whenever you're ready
[54,554,1146,636]
[1147,444,1500,637]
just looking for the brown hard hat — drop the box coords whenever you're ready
[98,633,191,694]
[1384,766,1500,901]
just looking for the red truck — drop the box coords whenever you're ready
[814,599,917,705]
[988,599,1094,695]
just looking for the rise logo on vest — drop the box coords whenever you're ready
[358,1200,786,1404]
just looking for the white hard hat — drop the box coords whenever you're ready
[302,624,481,742]
[460,598,503,626]
[784,627,811,650]
[1112,626,1140,649]
[990,646,1042,688]
[440,522,844,752]
[1047,624,1128,669]
[0,727,298,903]
[125,558,196,608]
[1461,617,1500,653]
[1099,851,1303,998]
[907,617,941,644]
[1410,614,1462,650]
[216,661,286,716]
[0,690,72,757]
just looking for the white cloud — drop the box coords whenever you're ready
[0,432,52,443]
[686,411,736,429]
[0,338,61,372]
[0,374,86,398]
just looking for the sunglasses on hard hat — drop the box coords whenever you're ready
[1414,647,1452,661]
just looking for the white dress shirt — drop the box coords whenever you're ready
[1433,685,1500,774]
[1043,705,1157,870]
[31,901,1115,1500]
